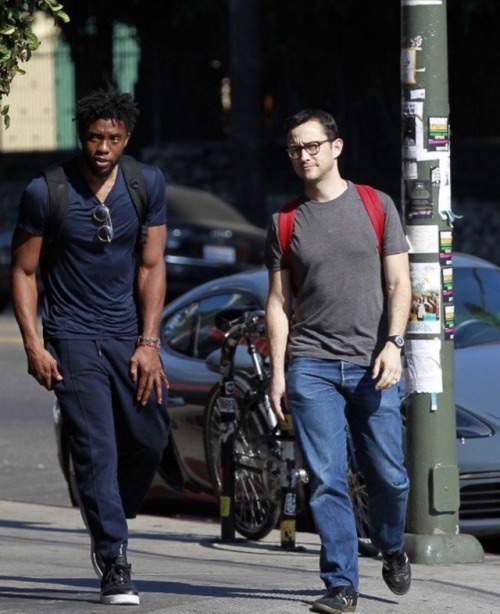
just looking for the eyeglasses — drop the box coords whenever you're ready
[93,203,114,243]
[286,139,333,160]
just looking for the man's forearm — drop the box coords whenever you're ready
[265,301,290,376]
[11,270,43,353]
[136,261,166,337]
[387,277,412,336]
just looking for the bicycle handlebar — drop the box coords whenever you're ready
[215,307,266,336]
[215,308,266,378]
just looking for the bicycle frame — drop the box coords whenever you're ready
[208,308,308,547]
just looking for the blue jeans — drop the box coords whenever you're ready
[49,338,169,562]
[286,358,409,591]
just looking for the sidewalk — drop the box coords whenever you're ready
[1,499,499,614]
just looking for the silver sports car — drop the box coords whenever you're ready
[54,252,500,539]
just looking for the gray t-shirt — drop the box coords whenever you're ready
[264,181,409,367]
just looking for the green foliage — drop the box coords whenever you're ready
[0,0,69,128]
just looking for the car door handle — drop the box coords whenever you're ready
[168,396,185,406]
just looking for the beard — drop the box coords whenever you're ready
[82,150,119,179]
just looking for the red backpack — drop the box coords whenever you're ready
[278,184,385,295]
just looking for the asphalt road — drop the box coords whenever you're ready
[0,309,72,508]
[1,308,500,556]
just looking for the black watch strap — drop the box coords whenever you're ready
[387,335,405,349]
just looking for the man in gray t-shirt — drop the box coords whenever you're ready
[264,109,412,614]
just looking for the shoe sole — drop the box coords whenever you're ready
[384,582,411,596]
[100,594,140,606]
[311,603,356,614]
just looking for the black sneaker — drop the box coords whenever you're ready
[382,548,411,595]
[100,554,140,606]
[311,585,358,613]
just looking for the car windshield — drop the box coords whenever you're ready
[454,265,500,348]
[166,185,250,225]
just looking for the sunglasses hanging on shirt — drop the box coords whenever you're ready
[93,203,114,243]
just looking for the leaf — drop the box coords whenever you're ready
[57,11,70,24]
[0,0,70,128]
[0,48,13,61]
[0,26,16,36]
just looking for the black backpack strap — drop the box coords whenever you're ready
[43,155,149,245]
[120,155,149,243]
[43,162,70,242]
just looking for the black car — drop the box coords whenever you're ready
[165,184,266,300]
[0,184,266,310]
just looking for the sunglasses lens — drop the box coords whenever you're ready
[97,225,114,243]
[93,204,109,223]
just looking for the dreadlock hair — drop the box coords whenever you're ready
[74,88,139,135]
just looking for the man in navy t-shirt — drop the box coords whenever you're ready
[11,88,169,606]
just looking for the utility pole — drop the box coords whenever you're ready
[401,0,483,564]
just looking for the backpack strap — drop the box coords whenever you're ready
[42,155,149,245]
[44,162,71,242]
[355,184,385,254]
[278,196,300,295]
[119,155,149,243]
[277,185,386,296]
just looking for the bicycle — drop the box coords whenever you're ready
[203,307,376,555]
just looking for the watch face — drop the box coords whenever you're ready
[389,335,405,348]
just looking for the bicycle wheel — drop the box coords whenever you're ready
[203,373,281,540]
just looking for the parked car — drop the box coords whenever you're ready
[54,252,500,538]
[164,184,266,300]
[0,184,266,309]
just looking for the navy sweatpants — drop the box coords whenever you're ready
[49,338,169,562]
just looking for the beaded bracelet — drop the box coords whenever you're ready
[137,335,161,349]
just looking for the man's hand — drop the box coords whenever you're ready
[129,346,169,406]
[26,347,63,390]
[269,372,287,422]
[372,343,403,390]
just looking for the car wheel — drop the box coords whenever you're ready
[203,373,281,541]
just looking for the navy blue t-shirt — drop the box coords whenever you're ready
[16,159,167,340]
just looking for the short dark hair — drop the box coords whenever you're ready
[285,108,340,140]
[74,88,139,134]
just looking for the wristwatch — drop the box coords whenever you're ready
[387,335,405,350]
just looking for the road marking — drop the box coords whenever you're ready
[0,336,23,344]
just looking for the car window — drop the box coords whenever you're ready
[166,185,250,225]
[454,265,500,347]
[161,292,261,360]
[455,267,500,325]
